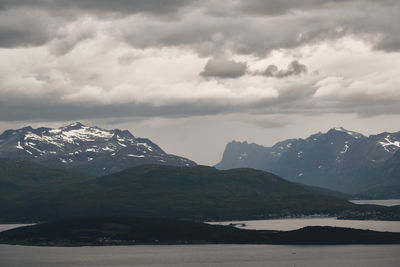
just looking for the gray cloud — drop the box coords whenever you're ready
[263,60,308,78]
[118,53,141,66]
[200,58,247,78]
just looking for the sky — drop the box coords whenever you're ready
[1,0,400,165]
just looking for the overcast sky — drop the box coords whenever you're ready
[1,0,400,165]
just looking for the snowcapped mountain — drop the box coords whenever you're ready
[216,128,400,197]
[0,122,196,175]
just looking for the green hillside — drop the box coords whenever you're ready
[0,158,93,222]
[1,159,398,222]
[1,163,353,221]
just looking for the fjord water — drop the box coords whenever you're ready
[210,217,400,232]
[210,199,400,232]
[0,224,33,232]
[1,244,399,267]
[350,199,400,206]
[1,200,399,266]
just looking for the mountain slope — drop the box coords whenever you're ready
[0,157,92,189]
[0,164,356,222]
[0,157,92,222]
[216,128,400,197]
[0,122,196,175]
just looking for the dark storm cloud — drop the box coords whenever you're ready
[0,0,195,48]
[0,0,192,15]
[116,1,400,56]
[263,61,308,78]
[0,27,47,48]
[200,58,247,78]
[0,8,57,48]
[199,58,308,79]
[235,0,326,16]
[234,0,398,16]
[0,97,271,122]
[0,0,399,53]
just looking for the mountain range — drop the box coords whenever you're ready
[216,127,400,198]
[1,122,399,198]
[0,122,195,176]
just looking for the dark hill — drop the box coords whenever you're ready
[0,157,92,190]
[29,165,354,220]
[0,157,92,222]
[1,161,398,222]
[0,163,354,222]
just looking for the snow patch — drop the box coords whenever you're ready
[379,137,400,152]
[48,129,61,134]
[332,127,364,139]
[127,154,145,158]
[239,152,248,160]
[16,141,23,150]
[137,142,153,151]
[340,143,349,154]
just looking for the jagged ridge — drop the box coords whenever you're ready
[216,127,400,197]
[0,122,196,175]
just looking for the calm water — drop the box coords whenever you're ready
[209,218,400,232]
[0,224,33,232]
[350,199,400,206]
[1,201,399,266]
[0,244,399,267]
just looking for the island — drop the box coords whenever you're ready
[1,217,399,246]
